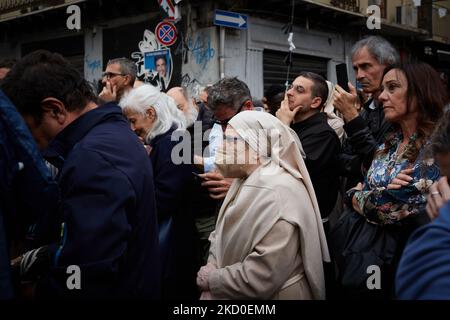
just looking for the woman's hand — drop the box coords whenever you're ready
[387,168,413,190]
[196,263,217,291]
[351,182,364,215]
[426,177,450,220]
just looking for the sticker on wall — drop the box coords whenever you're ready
[155,21,177,46]
[158,0,181,21]
[131,29,173,91]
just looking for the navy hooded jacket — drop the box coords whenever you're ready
[38,103,161,299]
[0,90,59,300]
[396,200,450,299]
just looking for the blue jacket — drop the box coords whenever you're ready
[396,200,450,299]
[150,128,198,300]
[38,103,161,299]
[0,90,58,300]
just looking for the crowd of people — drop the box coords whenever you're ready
[1,35,450,300]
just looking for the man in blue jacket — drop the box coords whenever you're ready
[1,50,160,299]
[1,89,59,299]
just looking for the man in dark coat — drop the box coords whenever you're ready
[276,71,341,223]
[333,36,399,189]
[1,50,160,299]
[0,90,59,299]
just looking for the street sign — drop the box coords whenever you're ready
[155,21,177,46]
[214,9,248,30]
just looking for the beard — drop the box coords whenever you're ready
[185,105,199,127]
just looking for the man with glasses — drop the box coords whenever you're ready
[197,77,254,196]
[99,57,137,103]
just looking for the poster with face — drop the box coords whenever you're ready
[130,29,175,91]
[103,21,181,93]
[144,49,172,91]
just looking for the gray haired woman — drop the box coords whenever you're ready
[120,84,198,300]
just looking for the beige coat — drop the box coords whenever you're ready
[207,162,328,300]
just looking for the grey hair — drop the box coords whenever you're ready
[119,84,185,143]
[207,77,252,111]
[107,57,137,84]
[351,36,399,66]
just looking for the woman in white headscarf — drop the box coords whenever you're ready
[196,111,330,300]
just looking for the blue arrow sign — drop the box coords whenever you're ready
[214,9,248,29]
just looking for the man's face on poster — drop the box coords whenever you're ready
[156,58,167,78]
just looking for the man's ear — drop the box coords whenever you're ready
[40,97,67,124]
[243,100,254,111]
[310,97,323,110]
[124,74,132,86]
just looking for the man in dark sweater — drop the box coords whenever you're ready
[277,72,341,223]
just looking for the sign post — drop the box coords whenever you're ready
[214,9,248,30]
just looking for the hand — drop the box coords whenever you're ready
[387,168,414,190]
[351,182,364,215]
[200,291,213,300]
[426,177,450,220]
[197,263,217,291]
[99,81,117,102]
[275,92,301,126]
[199,171,232,200]
[332,83,360,123]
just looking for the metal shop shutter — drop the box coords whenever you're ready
[263,49,328,92]
[21,35,85,74]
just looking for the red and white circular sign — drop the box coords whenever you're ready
[155,21,177,46]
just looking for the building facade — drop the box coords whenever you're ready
[1,0,449,98]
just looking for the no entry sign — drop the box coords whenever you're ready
[155,21,177,46]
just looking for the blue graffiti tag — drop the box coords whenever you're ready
[85,57,101,75]
[187,34,215,67]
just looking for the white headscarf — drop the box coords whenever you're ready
[227,111,330,299]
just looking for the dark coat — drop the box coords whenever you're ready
[291,112,342,218]
[150,127,198,300]
[38,103,161,299]
[396,201,450,300]
[338,98,392,189]
[0,90,59,300]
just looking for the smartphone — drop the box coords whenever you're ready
[336,63,350,92]
[192,171,205,181]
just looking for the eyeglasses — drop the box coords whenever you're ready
[212,101,247,130]
[102,72,126,79]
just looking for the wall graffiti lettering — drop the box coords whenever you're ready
[187,34,215,68]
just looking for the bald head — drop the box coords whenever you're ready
[167,87,190,113]
[167,86,198,127]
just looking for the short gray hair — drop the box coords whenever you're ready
[351,36,399,67]
[107,57,137,84]
[207,77,251,112]
[119,84,185,143]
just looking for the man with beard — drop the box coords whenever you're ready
[167,86,217,267]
